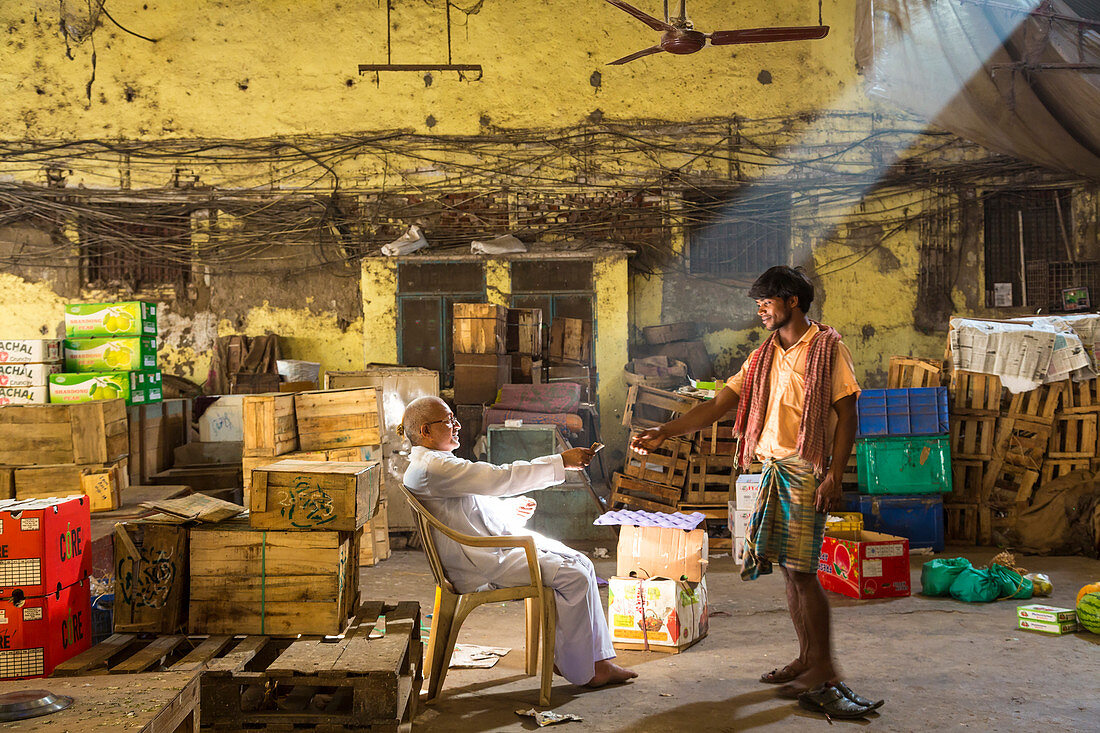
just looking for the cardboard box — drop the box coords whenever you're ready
[0,386,48,405]
[13,460,128,512]
[64,301,157,338]
[0,339,61,364]
[201,394,248,443]
[735,474,762,511]
[548,318,591,365]
[0,401,128,465]
[817,530,911,600]
[0,575,91,679]
[63,337,157,372]
[1017,617,1078,635]
[453,354,510,405]
[49,371,160,405]
[294,388,382,452]
[453,303,508,354]
[0,362,60,388]
[727,505,751,539]
[734,536,745,566]
[113,520,188,633]
[1017,604,1077,624]
[0,496,91,597]
[250,459,381,531]
[607,576,709,652]
[616,524,708,583]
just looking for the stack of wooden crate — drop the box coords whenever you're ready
[453,303,509,405]
[241,387,390,566]
[0,400,129,511]
[547,316,595,401]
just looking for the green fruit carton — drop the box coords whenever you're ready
[64,301,158,338]
[49,371,163,405]
[63,337,157,372]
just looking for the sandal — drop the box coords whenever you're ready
[834,681,884,711]
[759,664,804,685]
[797,683,875,721]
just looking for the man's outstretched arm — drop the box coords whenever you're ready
[629,385,740,454]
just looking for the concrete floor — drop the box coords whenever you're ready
[361,545,1100,732]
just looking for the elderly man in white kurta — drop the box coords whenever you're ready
[401,396,636,689]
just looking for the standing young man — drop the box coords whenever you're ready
[632,266,883,719]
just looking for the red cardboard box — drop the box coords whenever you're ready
[817,530,910,599]
[0,575,91,679]
[0,496,91,597]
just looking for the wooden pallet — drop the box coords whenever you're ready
[1061,377,1100,414]
[622,384,699,429]
[675,503,731,551]
[887,356,943,389]
[944,503,978,545]
[1040,458,1092,485]
[683,454,737,504]
[610,472,682,512]
[623,429,692,489]
[948,459,985,504]
[949,415,995,460]
[983,464,1039,508]
[1005,382,1065,425]
[1048,413,1098,458]
[52,601,421,733]
[950,371,1003,416]
[985,417,1050,484]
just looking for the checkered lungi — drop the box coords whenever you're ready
[740,454,826,580]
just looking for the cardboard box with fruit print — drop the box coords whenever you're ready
[64,301,157,337]
[817,530,911,600]
[48,371,162,405]
[63,337,157,372]
[607,576,709,652]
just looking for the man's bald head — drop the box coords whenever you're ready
[401,396,450,447]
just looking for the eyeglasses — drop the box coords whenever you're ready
[425,416,461,429]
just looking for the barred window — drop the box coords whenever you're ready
[687,189,791,278]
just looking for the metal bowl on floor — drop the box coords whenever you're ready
[0,690,74,721]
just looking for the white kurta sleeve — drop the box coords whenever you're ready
[414,451,566,499]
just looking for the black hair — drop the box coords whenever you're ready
[748,266,814,313]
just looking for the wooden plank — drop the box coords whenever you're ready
[111,634,187,674]
[346,600,386,638]
[171,635,235,671]
[51,633,139,676]
[204,636,270,674]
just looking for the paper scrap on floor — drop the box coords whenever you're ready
[516,709,583,727]
[450,643,511,668]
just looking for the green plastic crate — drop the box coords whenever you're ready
[856,435,952,495]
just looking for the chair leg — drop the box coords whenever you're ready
[539,592,557,707]
[524,596,540,677]
[424,587,458,703]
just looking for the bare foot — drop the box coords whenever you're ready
[776,664,838,699]
[584,660,638,688]
[760,659,806,684]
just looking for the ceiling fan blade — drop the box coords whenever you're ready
[608,45,666,65]
[603,0,675,32]
[708,26,830,45]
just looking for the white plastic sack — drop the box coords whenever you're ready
[471,234,526,254]
[381,224,428,256]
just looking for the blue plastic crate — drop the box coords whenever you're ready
[842,494,945,552]
[856,387,948,437]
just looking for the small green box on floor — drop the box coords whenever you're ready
[49,371,162,405]
[64,301,157,338]
[63,337,157,372]
[856,435,952,495]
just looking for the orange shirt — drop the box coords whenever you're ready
[726,323,861,461]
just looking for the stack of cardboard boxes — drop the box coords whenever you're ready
[0,339,62,405]
[0,495,92,679]
[51,301,162,406]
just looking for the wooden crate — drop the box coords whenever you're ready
[129,399,191,485]
[622,429,691,489]
[189,518,360,636]
[695,421,737,455]
[453,302,507,354]
[250,459,381,531]
[1005,381,1066,425]
[675,503,731,551]
[360,497,391,567]
[944,503,978,544]
[948,459,984,504]
[242,392,299,457]
[949,371,1003,416]
[0,466,12,499]
[1048,413,1098,458]
[683,453,738,504]
[622,384,699,429]
[1062,377,1100,414]
[1041,458,1092,485]
[295,387,382,451]
[989,417,1051,471]
[548,317,592,365]
[506,307,543,356]
[243,446,378,491]
[949,415,995,460]
[114,520,189,633]
[13,458,128,512]
[643,322,697,345]
[887,356,942,389]
[610,472,681,512]
[983,463,1040,508]
[0,400,128,465]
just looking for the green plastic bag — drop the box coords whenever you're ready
[989,564,1033,600]
[949,566,1001,603]
[921,557,973,597]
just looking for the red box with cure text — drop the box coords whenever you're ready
[0,574,91,679]
[0,496,91,598]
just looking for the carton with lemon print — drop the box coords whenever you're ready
[48,371,162,405]
[64,301,157,337]
[63,337,157,372]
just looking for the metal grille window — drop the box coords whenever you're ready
[397,262,485,384]
[983,188,1073,307]
[81,208,191,288]
[686,189,792,278]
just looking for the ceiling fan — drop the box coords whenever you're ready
[602,0,829,65]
